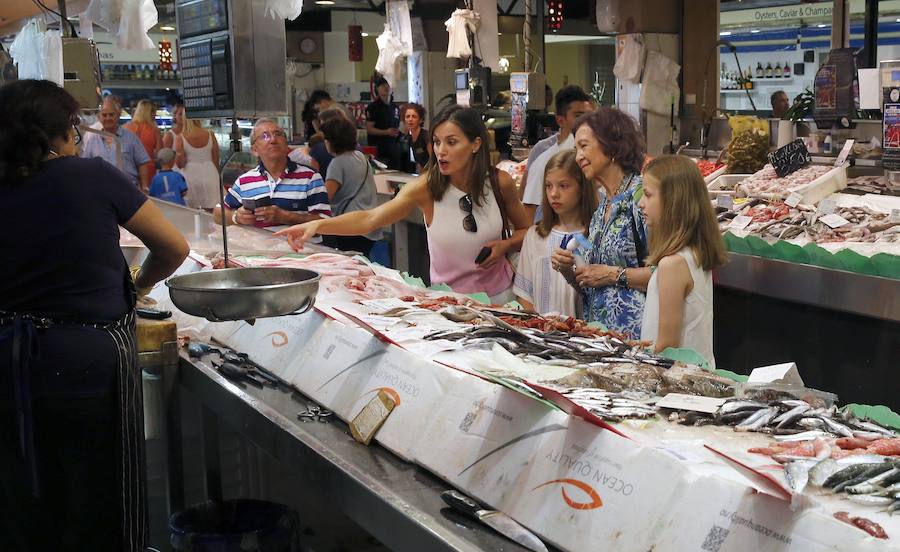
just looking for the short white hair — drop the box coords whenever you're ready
[251,118,282,144]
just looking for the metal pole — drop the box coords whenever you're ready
[862,0,877,68]
[58,0,68,37]
[523,0,531,72]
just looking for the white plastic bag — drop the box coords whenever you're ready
[613,34,643,84]
[265,0,303,21]
[85,0,157,50]
[445,9,479,59]
[639,50,681,116]
[386,0,413,56]
[375,25,404,89]
[9,20,63,84]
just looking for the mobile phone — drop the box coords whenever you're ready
[474,246,492,264]
[242,195,272,211]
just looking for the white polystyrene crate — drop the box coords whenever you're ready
[703,164,728,185]
[708,174,750,197]
[798,164,848,205]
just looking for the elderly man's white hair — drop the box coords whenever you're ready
[102,96,122,112]
[251,118,283,144]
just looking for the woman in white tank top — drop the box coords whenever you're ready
[638,156,728,368]
[176,118,221,209]
[274,106,532,301]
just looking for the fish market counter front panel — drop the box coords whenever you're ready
[149,294,897,552]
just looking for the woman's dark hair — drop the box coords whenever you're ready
[425,105,492,207]
[321,116,358,154]
[373,77,389,90]
[573,107,645,175]
[401,102,425,122]
[0,79,80,182]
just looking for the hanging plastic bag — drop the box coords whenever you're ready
[639,50,681,116]
[264,0,303,21]
[445,9,479,59]
[9,20,45,80]
[375,25,404,89]
[613,34,643,84]
[386,0,413,56]
[85,0,157,50]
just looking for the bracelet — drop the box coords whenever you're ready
[231,210,239,225]
[615,267,628,288]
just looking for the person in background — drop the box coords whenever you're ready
[124,99,162,182]
[80,96,153,191]
[400,102,431,174]
[492,91,512,110]
[276,106,532,303]
[0,79,189,552]
[308,106,351,176]
[214,118,331,229]
[149,148,188,205]
[162,101,184,150]
[320,115,382,256]
[638,155,727,367]
[366,77,402,169]
[520,85,594,221]
[551,108,652,338]
[514,150,597,317]
[771,90,790,119]
[175,117,220,209]
[301,89,333,141]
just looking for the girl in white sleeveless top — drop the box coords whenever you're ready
[638,155,728,368]
[176,118,221,209]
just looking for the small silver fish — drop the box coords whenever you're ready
[798,417,827,430]
[847,494,895,506]
[773,404,811,428]
[820,416,855,438]
[809,458,840,487]
[736,406,780,432]
[785,460,817,493]
[774,430,831,442]
[888,500,900,516]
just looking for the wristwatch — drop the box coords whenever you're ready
[615,267,628,288]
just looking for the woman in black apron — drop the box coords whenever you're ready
[0,80,189,552]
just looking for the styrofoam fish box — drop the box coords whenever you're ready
[708,174,750,197]
[703,164,728,185]
[797,164,848,205]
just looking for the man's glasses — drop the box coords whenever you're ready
[253,130,287,144]
[459,194,477,233]
[71,115,82,145]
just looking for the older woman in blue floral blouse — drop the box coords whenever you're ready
[551,108,652,338]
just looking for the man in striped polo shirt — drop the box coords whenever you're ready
[215,119,331,228]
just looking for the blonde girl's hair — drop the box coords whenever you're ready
[643,155,727,271]
[131,100,157,126]
[182,117,203,135]
[536,149,598,238]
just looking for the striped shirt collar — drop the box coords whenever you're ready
[256,158,298,181]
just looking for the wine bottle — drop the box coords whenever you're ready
[783,62,791,78]
[765,62,773,78]
[756,62,764,79]
[774,62,782,78]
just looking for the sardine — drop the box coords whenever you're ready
[809,458,840,487]
[774,404,811,428]
[774,430,832,442]
[785,460,817,494]
[798,417,827,430]
[823,463,888,488]
[819,416,855,438]
[847,494,895,506]
[718,409,759,425]
[717,400,767,415]
[736,407,779,432]
[853,420,897,437]
[831,464,894,492]
[888,500,900,516]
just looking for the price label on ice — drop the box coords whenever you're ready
[785,192,803,208]
[819,213,851,228]
[891,209,900,224]
[835,139,855,166]
[657,393,727,414]
[717,194,734,210]
[816,197,837,215]
[729,215,753,230]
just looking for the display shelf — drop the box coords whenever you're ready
[751,77,794,83]
[101,80,181,90]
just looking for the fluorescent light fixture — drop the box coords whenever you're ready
[817,24,827,28]
[719,31,732,36]
[315,0,335,4]
[361,32,369,37]
[750,29,760,33]
[160,25,175,31]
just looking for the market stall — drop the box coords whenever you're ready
[136,200,900,552]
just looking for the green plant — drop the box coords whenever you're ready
[783,88,814,122]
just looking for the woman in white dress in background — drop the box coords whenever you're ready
[175,118,220,209]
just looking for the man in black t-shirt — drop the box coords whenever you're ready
[366,78,402,169]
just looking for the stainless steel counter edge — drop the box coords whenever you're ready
[716,252,900,321]
[177,352,536,552]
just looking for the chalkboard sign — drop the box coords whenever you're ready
[768,138,811,177]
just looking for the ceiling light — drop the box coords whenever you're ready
[361,32,369,37]
[719,31,732,36]
[315,0,335,4]
[817,24,827,28]
[160,25,175,31]
[750,29,760,33]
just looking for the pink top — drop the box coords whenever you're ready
[426,182,513,297]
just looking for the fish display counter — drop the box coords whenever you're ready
[134,235,900,551]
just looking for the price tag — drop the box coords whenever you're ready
[819,213,851,228]
[717,194,734,210]
[784,192,804,208]
[816,196,837,215]
[747,362,804,386]
[657,393,727,414]
[729,215,753,230]
[891,209,900,224]
[767,138,812,177]
[349,390,396,445]
[835,139,855,166]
